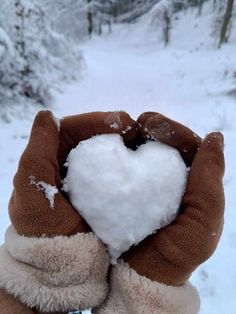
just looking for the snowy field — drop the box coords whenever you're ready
[0,5,236,314]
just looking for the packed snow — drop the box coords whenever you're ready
[63,134,187,262]
[0,2,236,313]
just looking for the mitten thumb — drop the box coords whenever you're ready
[9,110,87,237]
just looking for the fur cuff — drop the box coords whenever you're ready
[0,226,109,312]
[94,261,200,314]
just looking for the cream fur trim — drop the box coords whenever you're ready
[0,226,109,312]
[94,261,200,314]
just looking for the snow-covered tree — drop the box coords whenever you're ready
[0,26,18,104]
[0,0,83,108]
[89,0,114,35]
[150,0,173,46]
[111,0,160,23]
[41,0,113,39]
[42,0,88,40]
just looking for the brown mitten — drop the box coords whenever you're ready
[95,112,224,314]
[124,112,224,285]
[9,110,136,237]
[0,110,137,314]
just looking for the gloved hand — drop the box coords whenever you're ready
[9,110,137,237]
[95,112,225,314]
[0,110,137,314]
[123,112,225,286]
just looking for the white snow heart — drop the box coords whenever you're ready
[63,134,188,263]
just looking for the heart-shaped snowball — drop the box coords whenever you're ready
[63,134,188,262]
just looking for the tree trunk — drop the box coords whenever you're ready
[108,20,112,34]
[218,0,234,47]
[14,0,30,95]
[15,1,25,70]
[163,10,171,46]
[87,0,93,37]
[98,19,102,35]
[198,0,204,15]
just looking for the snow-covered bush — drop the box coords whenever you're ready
[0,0,83,112]
[0,27,18,103]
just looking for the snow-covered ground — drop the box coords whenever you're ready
[0,4,236,313]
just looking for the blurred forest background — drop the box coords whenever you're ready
[0,0,235,119]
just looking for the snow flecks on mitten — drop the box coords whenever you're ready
[104,111,122,130]
[29,176,58,209]
[122,125,132,134]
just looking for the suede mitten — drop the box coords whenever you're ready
[95,112,225,314]
[0,110,137,314]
